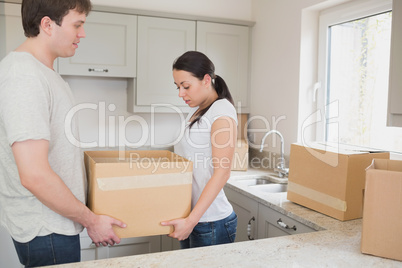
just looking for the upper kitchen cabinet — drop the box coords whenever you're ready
[197,22,250,110]
[0,3,58,70]
[58,11,137,78]
[387,0,402,127]
[0,3,25,60]
[132,16,195,112]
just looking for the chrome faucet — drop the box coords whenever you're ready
[260,130,289,178]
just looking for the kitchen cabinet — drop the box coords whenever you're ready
[0,3,25,60]
[387,0,402,126]
[80,229,161,261]
[257,204,315,239]
[0,2,59,69]
[129,16,195,113]
[129,17,251,113]
[0,225,21,267]
[161,234,181,251]
[58,11,137,78]
[197,22,250,110]
[225,185,316,241]
[224,186,258,242]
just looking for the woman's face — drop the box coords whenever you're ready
[173,69,211,108]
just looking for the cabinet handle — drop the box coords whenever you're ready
[247,216,255,240]
[277,218,297,231]
[88,68,109,73]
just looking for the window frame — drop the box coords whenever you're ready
[316,0,392,142]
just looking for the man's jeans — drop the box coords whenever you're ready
[12,233,80,267]
[180,211,237,248]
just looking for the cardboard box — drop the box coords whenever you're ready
[231,139,249,171]
[237,113,248,140]
[84,150,192,238]
[287,142,389,221]
[361,159,402,261]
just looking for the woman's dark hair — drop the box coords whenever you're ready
[21,0,92,37]
[173,51,234,128]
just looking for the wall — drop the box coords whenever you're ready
[248,0,349,159]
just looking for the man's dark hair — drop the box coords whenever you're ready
[21,0,92,37]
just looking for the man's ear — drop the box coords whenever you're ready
[40,16,54,36]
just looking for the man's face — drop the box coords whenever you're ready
[52,9,87,58]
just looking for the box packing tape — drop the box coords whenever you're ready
[288,181,347,212]
[97,171,193,191]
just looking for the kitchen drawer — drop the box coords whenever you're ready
[257,204,316,238]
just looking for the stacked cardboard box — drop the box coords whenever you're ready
[287,142,389,221]
[231,139,249,171]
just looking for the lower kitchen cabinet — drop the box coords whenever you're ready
[257,204,315,239]
[161,234,181,251]
[225,185,316,241]
[0,225,20,267]
[80,229,161,261]
[224,186,258,242]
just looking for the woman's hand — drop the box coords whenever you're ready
[161,217,197,241]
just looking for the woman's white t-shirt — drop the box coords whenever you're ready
[174,99,238,222]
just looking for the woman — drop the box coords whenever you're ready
[161,51,238,248]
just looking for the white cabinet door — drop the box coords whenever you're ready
[161,235,181,251]
[196,22,250,110]
[134,16,196,109]
[58,11,137,78]
[0,225,21,267]
[80,229,161,261]
[387,0,402,126]
[257,204,315,239]
[0,3,25,59]
[106,236,161,258]
[224,186,258,242]
[0,3,57,71]
[80,232,97,262]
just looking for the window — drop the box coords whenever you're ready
[317,0,402,153]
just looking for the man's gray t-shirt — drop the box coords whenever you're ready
[0,52,86,243]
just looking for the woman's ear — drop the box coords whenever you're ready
[40,16,54,36]
[203,74,212,86]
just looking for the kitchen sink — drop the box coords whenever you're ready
[250,183,288,193]
[233,175,288,193]
[236,177,275,186]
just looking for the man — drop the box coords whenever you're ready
[0,0,125,266]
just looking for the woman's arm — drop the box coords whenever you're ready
[161,116,237,240]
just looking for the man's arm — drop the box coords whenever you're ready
[11,139,126,246]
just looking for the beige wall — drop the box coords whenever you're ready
[248,0,349,157]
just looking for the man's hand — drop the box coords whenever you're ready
[86,214,127,247]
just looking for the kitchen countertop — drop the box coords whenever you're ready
[54,169,402,267]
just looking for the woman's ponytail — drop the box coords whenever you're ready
[213,75,234,105]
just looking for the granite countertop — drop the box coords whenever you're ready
[55,169,402,267]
